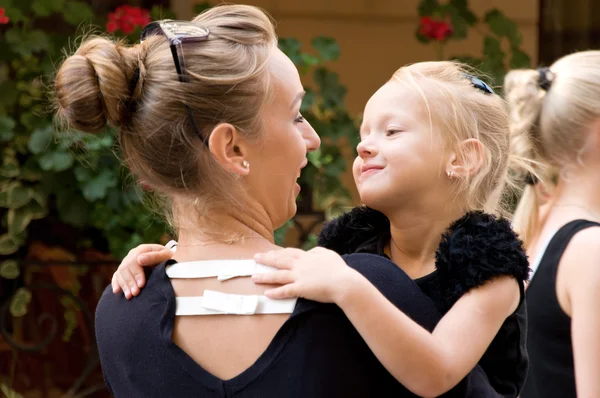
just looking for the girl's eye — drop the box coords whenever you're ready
[386,129,402,136]
[294,115,305,124]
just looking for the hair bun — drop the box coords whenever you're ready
[54,37,135,133]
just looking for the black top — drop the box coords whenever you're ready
[318,207,531,398]
[96,253,493,398]
[521,219,600,398]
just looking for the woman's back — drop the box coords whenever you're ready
[170,265,289,380]
[96,254,470,397]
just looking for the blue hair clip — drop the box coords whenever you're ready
[462,73,495,94]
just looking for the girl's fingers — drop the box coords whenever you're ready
[264,283,299,300]
[255,249,301,270]
[252,270,295,285]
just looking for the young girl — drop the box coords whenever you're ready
[114,62,529,397]
[505,52,600,398]
[506,69,558,251]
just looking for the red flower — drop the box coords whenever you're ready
[419,16,453,41]
[0,8,10,25]
[106,5,151,34]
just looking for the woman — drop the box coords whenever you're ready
[505,52,600,397]
[55,5,493,397]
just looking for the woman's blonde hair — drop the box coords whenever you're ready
[505,50,600,247]
[53,4,277,226]
[391,61,522,217]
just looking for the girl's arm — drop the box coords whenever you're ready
[337,267,518,397]
[561,228,600,397]
[253,247,519,397]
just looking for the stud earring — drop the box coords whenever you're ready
[242,160,249,169]
[447,171,454,180]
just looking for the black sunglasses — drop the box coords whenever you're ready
[141,20,210,143]
[462,73,495,95]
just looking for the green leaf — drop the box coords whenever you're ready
[483,36,504,63]
[484,9,521,46]
[21,112,48,131]
[449,0,477,25]
[38,150,73,172]
[5,29,52,57]
[28,125,54,154]
[32,0,65,16]
[74,165,93,182]
[324,156,346,177]
[300,90,317,112]
[279,38,303,66]
[10,288,32,318]
[83,133,113,151]
[0,234,19,255]
[312,37,340,62]
[150,5,177,20]
[51,151,73,171]
[447,7,469,39]
[193,2,213,15]
[20,158,43,182]
[82,170,117,201]
[62,1,95,26]
[1,5,27,24]
[308,148,323,168]
[24,193,48,220]
[0,260,20,279]
[300,53,320,68]
[301,234,318,250]
[57,192,91,227]
[8,207,32,236]
[0,116,16,142]
[38,153,54,170]
[510,48,531,68]
[274,220,293,246]
[481,36,506,85]
[418,0,439,16]
[0,151,21,178]
[0,81,19,112]
[415,29,430,44]
[313,67,347,108]
[5,182,31,209]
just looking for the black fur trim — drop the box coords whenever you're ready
[435,211,530,311]
[319,207,530,313]
[317,206,389,254]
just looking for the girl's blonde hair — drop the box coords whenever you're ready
[505,50,600,247]
[392,61,524,217]
[53,5,277,226]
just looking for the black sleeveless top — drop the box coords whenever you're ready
[96,253,494,397]
[318,207,531,398]
[521,219,600,398]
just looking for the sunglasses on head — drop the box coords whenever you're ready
[462,73,495,95]
[141,20,210,143]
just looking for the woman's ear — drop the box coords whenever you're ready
[208,123,251,176]
[445,139,485,178]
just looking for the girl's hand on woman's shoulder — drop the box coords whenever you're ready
[252,247,360,304]
[112,243,175,299]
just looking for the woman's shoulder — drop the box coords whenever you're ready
[434,211,530,310]
[95,263,170,345]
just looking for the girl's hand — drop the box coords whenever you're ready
[252,247,357,303]
[112,243,174,299]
